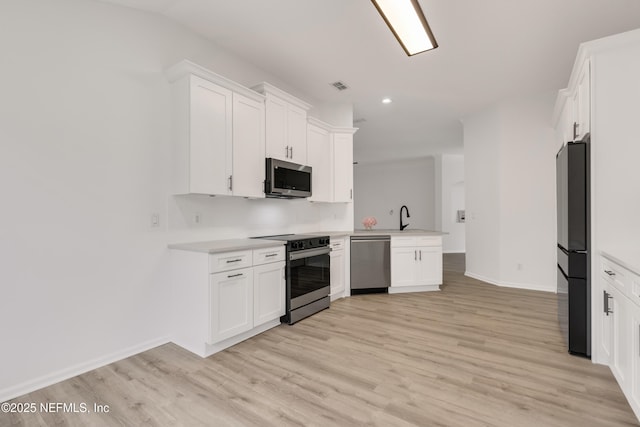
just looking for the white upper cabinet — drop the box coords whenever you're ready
[307,119,333,202]
[252,82,311,165]
[574,60,591,141]
[306,118,357,203]
[333,130,355,203]
[554,59,590,144]
[232,93,265,198]
[175,74,233,196]
[166,60,266,197]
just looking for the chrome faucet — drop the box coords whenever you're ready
[400,205,410,230]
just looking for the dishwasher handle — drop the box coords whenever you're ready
[351,236,390,243]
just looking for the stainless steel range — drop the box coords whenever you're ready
[255,234,330,324]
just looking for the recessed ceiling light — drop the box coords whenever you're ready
[382,98,392,104]
[371,0,438,56]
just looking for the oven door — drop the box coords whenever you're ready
[288,246,330,310]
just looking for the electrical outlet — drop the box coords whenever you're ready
[517,263,523,271]
[151,213,160,227]
[194,212,201,224]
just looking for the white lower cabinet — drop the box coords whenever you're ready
[610,285,631,389]
[171,245,285,357]
[601,282,613,362]
[390,247,420,287]
[600,254,640,420]
[631,305,640,413]
[390,236,443,293]
[253,261,286,327]
[209,268,254,344]
[330,238,346,300]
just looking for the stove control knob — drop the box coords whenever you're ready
[291,242,298,249]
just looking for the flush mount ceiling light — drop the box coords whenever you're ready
[382,98,392,104]
[371,0,438,56]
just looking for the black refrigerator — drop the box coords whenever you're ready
[556,137,590,357]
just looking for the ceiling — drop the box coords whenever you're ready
[100,0,640,163]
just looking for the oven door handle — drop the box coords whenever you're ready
[289,247,331,261]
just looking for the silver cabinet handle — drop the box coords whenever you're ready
[227,273,243,278]
[289,146,293,158]
[414,250,417,261]
[603,290,613,316]
[228,175,233,191]
[604,270,615,276]
[350,189,353,200]
[285,146,289,158]
[419,250,422,261]
[265,253,278,258]
[226,259,242,263]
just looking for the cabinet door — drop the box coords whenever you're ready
[253,261,285,327]
[330,249,345,297]
[333,132,354,202]
[391,247,418,287]
[611,286,631,390]
[287,105,307,164]
[190,75,232,195]
[232,93,265,198]
[265,96,288,161]
[307,124,332,202]
[601,284,613,363]
[416,246,443,285]
[576,61,590,140]
[631,304,640,415]
[209,268,253,344]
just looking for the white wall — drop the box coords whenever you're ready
[0,0,352,401]
[438,155,466,253]
[463,92,557,292]
[353,157,435,230]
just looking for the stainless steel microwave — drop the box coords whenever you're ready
[264,158,312,198]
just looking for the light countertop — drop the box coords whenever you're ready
[169,229,447,254]
[168,239,285,254]
[308,229,446,238]
[351,229,447,237]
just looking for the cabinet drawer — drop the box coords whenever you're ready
[391,236,417,247]
[330,238,345,251]
[392,235,442,247]
[601,257,630,296]
[210,250,253,273]
[415,236,442,247]
[253,246,286,266]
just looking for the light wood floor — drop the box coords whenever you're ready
[3,255,638,426]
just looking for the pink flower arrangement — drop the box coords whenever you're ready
[362,216,377,230]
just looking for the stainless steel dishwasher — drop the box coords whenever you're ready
[350,235,391,293]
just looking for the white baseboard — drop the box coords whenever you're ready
[0,336,170,403]
[464,271,556,293]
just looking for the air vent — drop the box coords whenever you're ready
[330,81,349,91]
[353,118,367,124]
